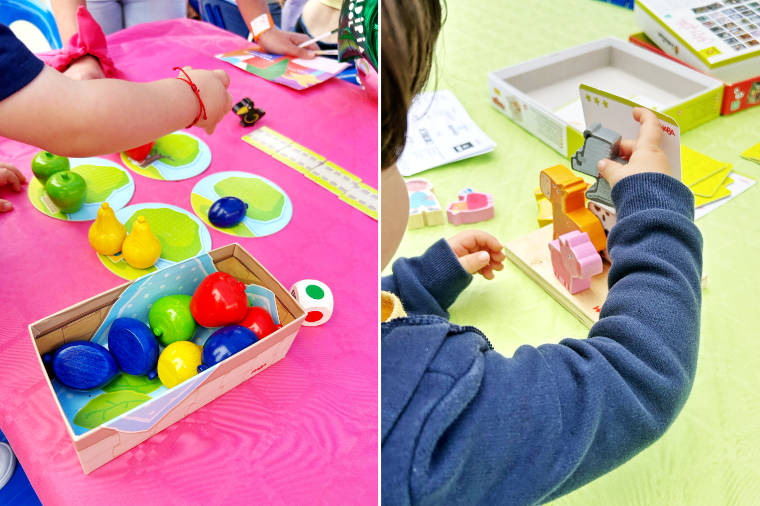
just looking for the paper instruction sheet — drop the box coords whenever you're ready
[397,90,496,176]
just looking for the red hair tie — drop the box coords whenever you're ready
[174,67,207,128]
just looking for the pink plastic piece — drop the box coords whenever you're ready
[42,6,125,78]
[549,230,603,294]
[446,189,495,225]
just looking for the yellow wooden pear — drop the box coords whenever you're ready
[122,215,162,269]
[88,202,127,255]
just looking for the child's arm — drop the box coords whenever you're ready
[236,0,319,58]
[381,230,504,318]
[0,65,232,157]
[50,0,84,43]
[401,110,702,504]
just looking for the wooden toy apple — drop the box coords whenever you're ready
[107,317,159,378]
[149,295,196,345]
[31,151,69,184]
[125,141,155,163]
[45,170,87,213]
[197,325,258,372]
[240,306,280,339]
[190,272,248,327]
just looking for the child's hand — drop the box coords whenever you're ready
[178,67,234,135]
[598,107,671,188]
[64,55,106,81]
[258,28,319,59]
[0,162,27,212]
[447,230,505,280]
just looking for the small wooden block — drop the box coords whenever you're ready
[406,178,444,230]
[534,188,553,228]
[505,225,609,328]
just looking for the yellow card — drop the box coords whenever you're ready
[690,167,732,198]
[742,142,760,164]
[681,146,730,187]
[694,179,732,207]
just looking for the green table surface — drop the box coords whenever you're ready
[386,1,760,503]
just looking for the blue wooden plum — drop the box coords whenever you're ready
[108,317,159,379]
[198,325,258,372]
[49,341,118,390]
[208,197,248,228]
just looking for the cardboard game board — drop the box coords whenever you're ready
[27,157,134,221]
[120,132,211,181]
[190,171,293,237]
[216,45,349,90]
[242,126,377,219]
[96,203,212,280]
[505,225,610,328]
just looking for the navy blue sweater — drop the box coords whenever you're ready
[381,173,703,505]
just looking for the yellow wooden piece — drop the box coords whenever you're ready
[122,216,162,269]
[539,165,606,253]
[88,203,127,255]
[534,187,553,227]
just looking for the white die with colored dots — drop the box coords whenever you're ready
[290,279,333,326]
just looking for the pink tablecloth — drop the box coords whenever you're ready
[0,19,377,505]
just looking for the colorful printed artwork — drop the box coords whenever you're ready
[216,45,349,90]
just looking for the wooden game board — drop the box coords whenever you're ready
[504,225,609,328]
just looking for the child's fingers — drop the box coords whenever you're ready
[0,163,26,185]
[458,250,491,275]
[633,107,661,150]
[480,265,495,280]
[0,168,23,192]
[598,158,625,185]
[213,69,231,89]
[0,199,12,212]
[618,139,635,158]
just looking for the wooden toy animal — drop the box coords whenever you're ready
[447,188,494,225]
[549,230,603,294]
[406,178,444,229]
[540,165,606,253]
[571,122,626,207]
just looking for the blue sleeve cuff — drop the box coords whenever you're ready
[413,239,473,310]
[612,172,695,221]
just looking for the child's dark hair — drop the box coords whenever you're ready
[381,0,445,169]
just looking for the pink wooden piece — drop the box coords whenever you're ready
[446,189,495,225]
[549,230,603,294]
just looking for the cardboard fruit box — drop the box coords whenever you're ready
[28,244,306,474]
[488,37,724,158]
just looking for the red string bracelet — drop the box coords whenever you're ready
[173,67,207,128]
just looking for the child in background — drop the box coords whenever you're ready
[380,1,703,504]
[0,22,232,213]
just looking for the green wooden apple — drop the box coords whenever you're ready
[149,294,197,345]
[31,151,70,184]
[45,170,87,213]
